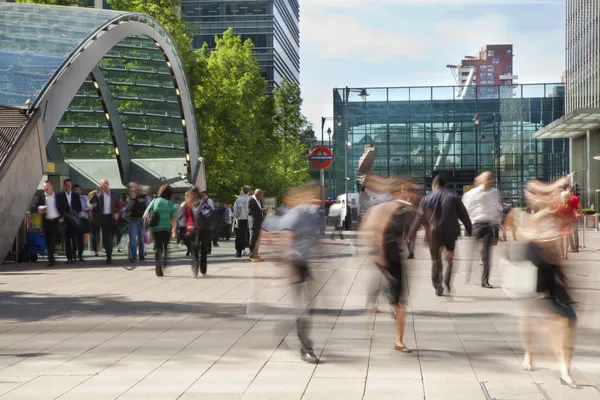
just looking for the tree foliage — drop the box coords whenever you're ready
[268,77,312,195]
[194,29,278,202]
[16,0,88,6]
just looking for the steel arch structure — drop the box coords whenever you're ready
[31,12,201,184]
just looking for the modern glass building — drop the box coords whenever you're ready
[181,0,300,92]
[332,84,568,205]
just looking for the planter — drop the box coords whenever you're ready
[585,215,596,229]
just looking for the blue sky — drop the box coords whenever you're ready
[299,0,565,135]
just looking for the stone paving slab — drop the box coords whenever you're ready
[0,235,599,399]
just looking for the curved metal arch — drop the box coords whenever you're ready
[36,13,200,184]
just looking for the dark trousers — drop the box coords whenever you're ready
[249,227,260,256]
[99,214,115,260]
[180,227,191,253]
[429,238,456,290]
[64,224,77,261]
[192,230,211,275]
[42,218,60,264]
[474,222,494,286]
[235,219,249,254]
[77,218,88,258]
[90,219,101,253]
[223,224,231,240]
[330,224,344,239]
[153,230,170,274]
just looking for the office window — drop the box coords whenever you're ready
[506,64,512,72]
[479,65,486,72]
[507,49,512,56]
[487,73,495,80]
[487,49,495,57]
[492,57,500,64]
[487,65,494,72]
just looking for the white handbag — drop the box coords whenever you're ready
[500,258,538,299]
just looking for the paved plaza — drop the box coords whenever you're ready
[1,234,600,399]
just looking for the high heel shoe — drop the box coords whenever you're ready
[522,363,533,371]
[394,344,412,353]
[560,377,579,389]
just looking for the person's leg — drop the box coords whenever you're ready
[225,224,231,240]
[64,224,74,262]
[129,220,138,260]
[520,313,535,370]
[248,227,257,258]
[153,231,162,276]
[137,221,145,260]
[444,241,456,292]
[571,221,579,252]
[190,233,199,277]
[481,224,493,287]
[200,230,209,275]
[77,219,86,260]
[100,216,114,262]
[429,243,443,295]
[557,317,577,386]
[43,220,56,265]
[394,304,408,351]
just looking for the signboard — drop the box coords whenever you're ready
[309,147,334,169]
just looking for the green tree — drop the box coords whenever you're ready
[269,77,312,195]
[16,0,88,6]
[195,28,277,202]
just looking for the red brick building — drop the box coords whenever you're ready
[457,44,517,99]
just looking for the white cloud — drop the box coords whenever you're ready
[301,13,428,61]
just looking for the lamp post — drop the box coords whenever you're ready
[327,127,332,197]
[343,87,368,230]
[473,114,480,173]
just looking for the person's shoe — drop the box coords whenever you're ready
[117,248,122,253]
[560,377,579,389]
[300,349,319,364]
[78,256,85,262]
[94,252,99,257]
[242,250,249,257]
[435,286,444,297]
[185,252,190,257]
[482,283,493,289]
[130,258,136,263]
[407,253,415,259]
[394,343,412,353]
[444,283,452,294]
[139,256,145,261]
[47,261,55,267]
[213,243,219,247]
[106,256,112,265]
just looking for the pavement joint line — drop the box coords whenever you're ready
[479,381,494,400]
[65,270,246,399]
[534,382,552,400]
[2,261,230,382]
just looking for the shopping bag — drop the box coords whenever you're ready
[500,258,538,299]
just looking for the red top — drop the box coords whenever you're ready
[184,205,194,232]
[570,195,580,211]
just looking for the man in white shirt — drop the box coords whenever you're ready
[462,171,503,288]
[38,180,60,267]
[233,185,252,258]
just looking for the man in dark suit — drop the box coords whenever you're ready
[247,188,264,262]
[38,180,61,267]
[56,178,82,264]
[88,179,120,264]
[409,174,472,297]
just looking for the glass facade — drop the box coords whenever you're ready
[181,0,300,92]
[332,84,569,205]
[565,0,600,113]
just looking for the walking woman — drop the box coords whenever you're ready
[189,190,213,277]
[520,177,578,388]
[146,184,177,277]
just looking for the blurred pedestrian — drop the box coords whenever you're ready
[177,202,190,256]
[519,177,578,389]
[88,179,120,265]
[462,172,503,288]
[567,186,582,252]
[409,174,472,296]
[361,175,419,353]
[190,190,214,277]
[222,202,232,241]
[74,184,89,262]
[328,200,345,240]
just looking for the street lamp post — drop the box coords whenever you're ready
[473,114,480,173]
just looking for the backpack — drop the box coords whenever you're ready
[142,200,160,229]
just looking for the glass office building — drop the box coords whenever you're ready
[181,0,300,92]
[332,84,568,205]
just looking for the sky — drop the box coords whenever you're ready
[299,0,565,137]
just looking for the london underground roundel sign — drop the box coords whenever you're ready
[309,147,335,169]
